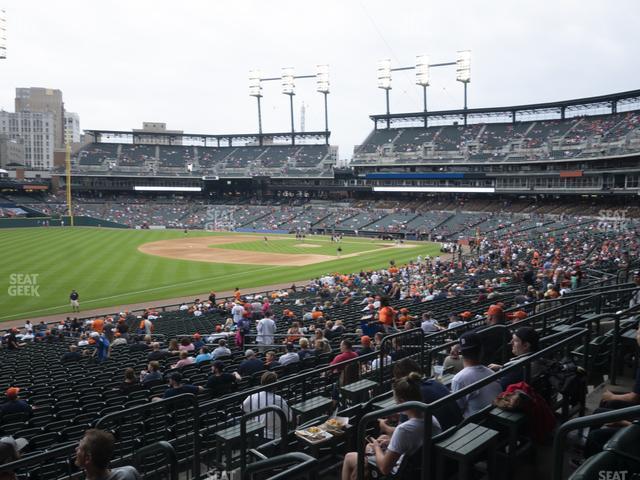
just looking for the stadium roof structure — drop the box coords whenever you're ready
[370,89,640,128]
[84,129,330,147]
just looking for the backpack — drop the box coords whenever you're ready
[532,357,587,407]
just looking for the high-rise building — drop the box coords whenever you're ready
[64,111,81,144]
[0,134,24,168]
[0,111,55,169]
[15,87,65,149]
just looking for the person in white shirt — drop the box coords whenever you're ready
[451,332,503,418]
[279,343,300,366]
[256,315,276,349]
[231,303,245,325]
[341,372,441,479]
[420,311,440,334]
[242,372,293,440]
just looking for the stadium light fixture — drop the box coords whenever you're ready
[377,59,392,128]
[415,55,430,87]
[456,50,471,122]
[316,64,330,144]
[249,69,264,143]
[416,55,430,127]
[282,67,295,95]
[282,67,296,145]
[316,64,330,94]
[0,9,6,59]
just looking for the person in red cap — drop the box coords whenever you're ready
[0,388,32,416]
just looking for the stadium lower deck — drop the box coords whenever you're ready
[1,207,639,480]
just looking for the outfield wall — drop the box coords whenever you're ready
[0,216,129,229]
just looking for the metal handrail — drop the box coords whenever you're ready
[552,405,640,480]
[243,452,317,480]
[240,405,289,477]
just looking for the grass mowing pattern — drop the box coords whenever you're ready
[0,228,441,322]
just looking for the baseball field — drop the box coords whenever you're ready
[0,228,442,323]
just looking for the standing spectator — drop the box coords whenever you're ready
[70,289,80,313]
[231,302,245,325]
[74,429,141,480]
[257,314,276,351]
[378,297,396,333]
[90,332,110,363]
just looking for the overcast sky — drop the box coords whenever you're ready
[1,0,639,159]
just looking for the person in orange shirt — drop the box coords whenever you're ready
[234,288,242,301]
[378,297,396,332]
[311,310,324,321]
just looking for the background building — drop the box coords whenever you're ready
[0,111,54,169]
[64,111,81,144]
[132,122,183,145]
[0,134,24,167]
[15,87,65,149]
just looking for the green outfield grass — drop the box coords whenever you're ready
[0,228,441,322]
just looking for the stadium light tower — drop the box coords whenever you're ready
[248,69,263,145]
[456,50,471,124]
[416,55,430,127]
[282,67,296,145]
[377,59,392,128]
[316,64,330,144]
[0,9,6,59]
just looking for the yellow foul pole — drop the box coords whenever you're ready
[65,142,73,226]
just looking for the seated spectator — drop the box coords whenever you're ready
[285,322,303,344]
[297,338,314,361]
[371,344,393,370]
[242,372,293,440]
[421,311,441,334]
[279,343,300,366]
[0,436,28,480]
[357,336,374,356]
[206,361,240,397]
[172,350,195,369]
[391,358,462,431]
[599,327,640,409]
[159,372,204,399]
[341,372,441,479]
[167,339,180,353]
[147,342,170,361]
[0,388,32,416]
[264,351,281,370]
[238,349,265,377]
[117,368,142,395]
[61,345,82,362]
[140,361,163,385]
[451,332,503,418]
[195,347,213,364]
[212,339,231,359]
[111,332,127,347]
[192,333,205,350]
[178,337,195,352]
[488,327,542,389]
[442,344,464,374]
[75,429,141,480]
[313,330,332,353]
[129,335,152,352]
[330,339,358,369]
[77,334,90,347]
